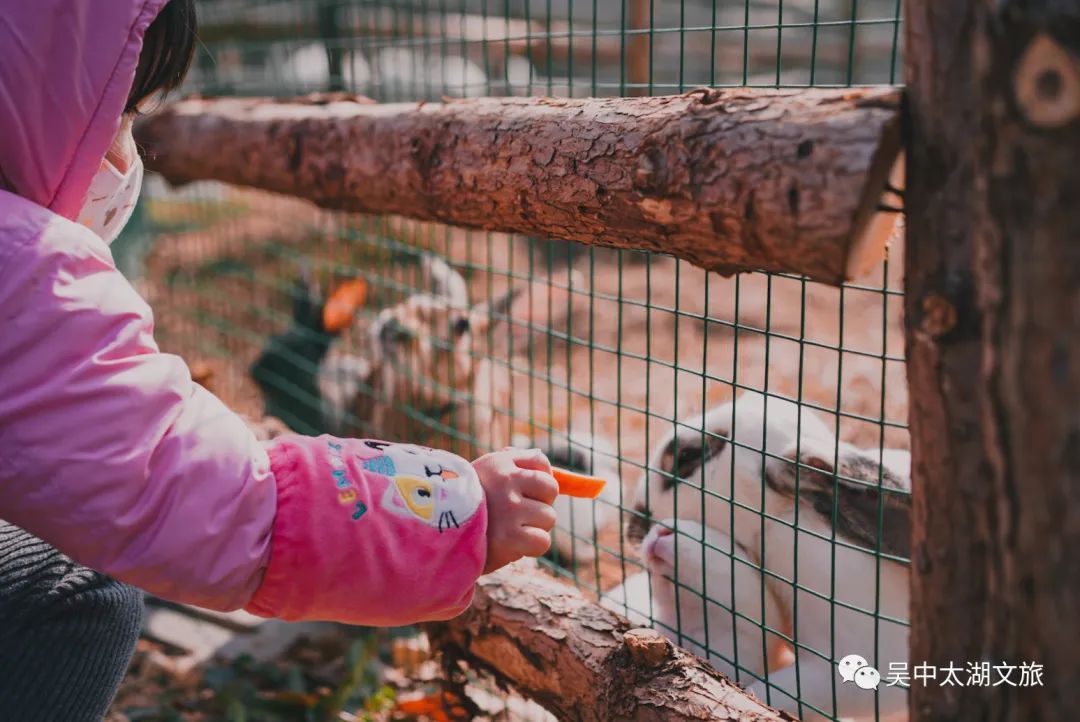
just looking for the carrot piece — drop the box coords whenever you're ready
[322,278,368,333]
[394,690,462,721]
[394,694,443,716]
[552,467,607,499]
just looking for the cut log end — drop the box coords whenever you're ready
[846,143,906,282]
[1013,34,1080,129]
[623,628,674,667]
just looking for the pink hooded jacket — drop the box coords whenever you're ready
[0,0,486,622]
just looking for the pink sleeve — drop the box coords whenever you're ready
[0,206,276,610]
[0,204,486,622]
[245,435,487,624]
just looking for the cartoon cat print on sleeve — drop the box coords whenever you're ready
[320,439,482,532]
[360,441,483,532]
[243,435,487,623]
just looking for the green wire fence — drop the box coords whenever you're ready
[122,1,909,719]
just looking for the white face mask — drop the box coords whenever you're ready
[77,132,144,245]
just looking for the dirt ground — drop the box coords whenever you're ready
[140,182,908,595]
[108,632,556,722]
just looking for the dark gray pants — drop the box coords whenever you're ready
[0,522,143,721]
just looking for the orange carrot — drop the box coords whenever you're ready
[395,700,446,720]
[394,690,464,721]
[552,467,607,499]
[322,278,368,333]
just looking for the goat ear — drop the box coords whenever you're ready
[467,288,515,335]
[489,286,525,319]
[469,272,579,340]
[421,255,469,308]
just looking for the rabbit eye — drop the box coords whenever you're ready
[674,445,704,480]
[452,317,470,337]
[660,434,728,490]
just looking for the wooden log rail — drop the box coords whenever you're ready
[426,565,795,721]
[136,88,903,286]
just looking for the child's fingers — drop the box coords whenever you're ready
[508,448,553,473]
[518,499,558,532]
[518,526,554,558]
[516,469,559,504]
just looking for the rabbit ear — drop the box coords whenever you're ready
[768,441,912,559]
[763,437,836,495]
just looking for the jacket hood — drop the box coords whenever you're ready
[0,0,169,220]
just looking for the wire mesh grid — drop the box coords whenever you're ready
[121,1,909,719]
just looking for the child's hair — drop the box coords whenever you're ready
[127,0,197,113]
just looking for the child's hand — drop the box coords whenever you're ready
[474,448,559,574]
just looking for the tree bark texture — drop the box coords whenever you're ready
[905,3,1080,722]
[427,565,795,722]
[136,88,902,286]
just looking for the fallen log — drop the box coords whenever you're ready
[136,88,903,285]
[426,565,795,721]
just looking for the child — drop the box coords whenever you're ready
[0,1,558,718]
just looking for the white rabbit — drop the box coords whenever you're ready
[629,390,910,721]
[626,389,833,547]
[280,43,372,92]
[746,435,910,722]
[599,571,653,626]
[373,48,488,100]
[639,518,788,686]
[515,430,621,565]
[877,447,912,478]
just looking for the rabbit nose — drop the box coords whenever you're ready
[625,506,651,545]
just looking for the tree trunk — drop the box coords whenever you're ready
[904,3,1080,721]
[136,89,903,286]
[427,565,795,722]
